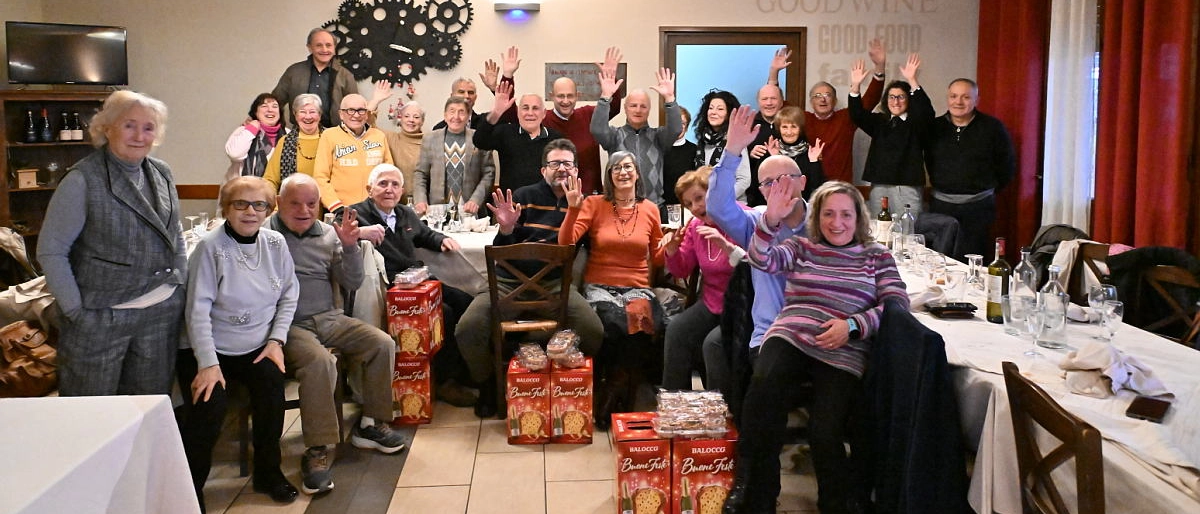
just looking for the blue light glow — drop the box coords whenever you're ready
[505,9,529,20]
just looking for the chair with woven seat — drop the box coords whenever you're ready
[1002,361,1105,514]
[485,243,577,417]
[1141,265,1200,341]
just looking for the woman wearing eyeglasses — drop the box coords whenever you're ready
[225,93,287,182]
[177,176,300,509]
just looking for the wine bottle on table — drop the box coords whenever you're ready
[986,237,1012,323]
[876,196,893,247]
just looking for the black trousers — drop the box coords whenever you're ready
[176,348,285,502]
[737,337,862,514]
[432,283,475,386]
[931,194,997,262]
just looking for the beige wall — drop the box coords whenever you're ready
[25,0,978,186]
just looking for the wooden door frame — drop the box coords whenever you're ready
[659,27,807,125]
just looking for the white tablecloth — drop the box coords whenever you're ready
[901,266,1200,513]
[412,227,497,296]
[0,395,199,514]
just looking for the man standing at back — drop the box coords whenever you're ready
[590,67,682,207]
[473,82,564,192]
[798,40,887,184]
[313,94,393,214]
[924,78,1015,260]
[542,47,624,195]
[273,28,359,129]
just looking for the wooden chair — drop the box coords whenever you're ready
[1067,243,1110,305]
[1001,361,1105,514]
[1141,265,1200,341]
[485,243,577,417]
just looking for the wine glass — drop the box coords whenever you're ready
[964,254,985,295]
[666,204,683,228]
[1022,296,1042,357]
[184,215,199,232]
[904,234,926,269]
[945,270,967,302]
[1101,300,1125,342]
[195,212,210,236]
[1088,284,1119,339]
[426,204,445,231]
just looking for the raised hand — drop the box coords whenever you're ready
[253,340,286,374]
[899,53,921,89]
[501,46,521,78]
[367,80,393,112]
[649,68,675,103]
[868,38,887,73]
[808,138,825,162]
[724,105,761,156]
[246,118,262,131]
[763,174,800,228]
[487,188,522,233]
[597,68,623,100]
[849,59,869,92]
[750,143,769,159]
[598,46,622,77]
[333,207,361,247]
[479,58,500,92]
[770,46,792,75]
[487,81,516,123]
[563,175,585,208]
[659,228,683,255]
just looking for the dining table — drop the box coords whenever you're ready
[900,258,1200,513]
[413,225,498,296]
[0,395,200,514]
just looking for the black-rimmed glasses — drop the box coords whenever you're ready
[231,200,270,212]
[759,173,804,189]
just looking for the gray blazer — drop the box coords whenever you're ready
[412,127,496,207]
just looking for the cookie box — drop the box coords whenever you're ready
[611,412,671,514]
[386,280,444,358]
[507,357,550,444]
[550,357,593,444]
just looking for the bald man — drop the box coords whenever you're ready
[312,94,394,212]
[473,81,564,192]
[590,67,682,207]
[542,47,624,194]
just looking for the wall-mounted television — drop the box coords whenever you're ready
[6,21,128,86]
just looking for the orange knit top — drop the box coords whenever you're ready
[559,195,665,289]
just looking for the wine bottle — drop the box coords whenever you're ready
[24,109,37,143]
[38,108,53,142]
[680,476,694,514]
[59,111,72,141]
[71,111,84,141]
[876,196,893,246]
[985,237,1012,323]
[620,482,634,514]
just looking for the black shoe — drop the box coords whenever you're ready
[253,476,299,504]
[474,393,498,418]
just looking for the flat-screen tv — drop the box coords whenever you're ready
[6,21,128,85]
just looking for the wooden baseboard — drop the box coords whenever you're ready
[176,184,220,200]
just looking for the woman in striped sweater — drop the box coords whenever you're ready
[727,180,908,514]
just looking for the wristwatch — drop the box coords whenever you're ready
[846,318,861,340]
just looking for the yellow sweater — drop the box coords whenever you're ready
[263,131,322,191]
[312,125,393,211]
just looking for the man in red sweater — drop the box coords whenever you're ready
[541,47,623,195]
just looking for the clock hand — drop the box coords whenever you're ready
[389,43,413,54]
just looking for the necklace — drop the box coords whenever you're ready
[612,201,639,239]
[705,239,723,262]
[234,238,263,271]
[297,146,315,161]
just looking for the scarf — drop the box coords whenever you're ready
[778,139,809,159]
[261,123,282,147]
[240,130,270,178]
[278,127,321,181]
[695,125,728,167]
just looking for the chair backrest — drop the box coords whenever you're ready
[652,262,700,309]
[484,243,576,324]
[1001,361,1105,514]
[1141,265,1200,338]
[1067,243,1110,305]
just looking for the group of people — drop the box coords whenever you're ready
[38,27,1015,514]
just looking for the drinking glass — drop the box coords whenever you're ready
[1001,294,1025,337]
[964,254,985,294]
[184,215,199,232]
[903,234,926,269]
[195,212,210,236]
[666,204,683,228]
[1101,300,1124,341]
[926,253,948,288]
[426,204,445,231]
[1088,284,1119,339]
[1022,296,1042,357]
[945,270,967,302]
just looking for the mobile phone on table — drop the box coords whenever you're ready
[1125,395,1171,423]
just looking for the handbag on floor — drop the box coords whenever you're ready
[0,319,57,397]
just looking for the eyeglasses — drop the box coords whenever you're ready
[612,162,637,173]
[231,200,270,212]
[545,160,577,170]
[887,94,908,101]
[758,172,804,189]
[810,92,833,99]
[340,108,369,116]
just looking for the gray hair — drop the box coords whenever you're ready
[367,163,404,187]
[451,77,475,91]
[292,93,322,115]
[398,101,425,118]
[89,90,168,148]
[307,28,333,46]
[279,173,319,200]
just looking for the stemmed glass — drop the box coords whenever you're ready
[195,212,210,237]
[904,234,926,268]
[426,204,446,231]
[1022,296,1043,357]
[184,215,199,232]
[1088,284,1119,339]
[964,254,985,295]
[1100,300,1125,342]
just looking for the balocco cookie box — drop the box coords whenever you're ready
[551,358,593,444]
[611,412,671,514]
[506,358,550,444]
[671,421,737,514]
[386,280,443,358]
[391,358,431,424]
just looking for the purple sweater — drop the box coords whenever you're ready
[747,215,909,377]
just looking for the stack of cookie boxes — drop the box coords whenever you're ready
[386,280,444,424]
[610,412,738,514]
[505,357,594,444]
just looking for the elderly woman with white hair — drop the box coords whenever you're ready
[366,81,425,196]
[344,163,480,407]
[38,90,187,396]
[264,93,324,191]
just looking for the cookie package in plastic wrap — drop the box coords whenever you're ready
[394,266,431,288]
[517,342,548,371]
[546,330,586,368]
[653,389,730,438]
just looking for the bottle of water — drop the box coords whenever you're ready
[1036,265,1068,349]
[1012,246,1039,298]
[898,204,916,260]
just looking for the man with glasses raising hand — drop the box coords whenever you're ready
[313,94,394,214]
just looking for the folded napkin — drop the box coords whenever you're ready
[1059,341,1173,398]
[909,285,947,310]
[466,216,491,232]
[1067,303,1101,323]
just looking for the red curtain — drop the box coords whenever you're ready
[977,0,1051,250]
[1093,0,1197,248]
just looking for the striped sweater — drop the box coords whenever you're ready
[748,215,909,377]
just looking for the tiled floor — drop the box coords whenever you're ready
[204,392,821,513]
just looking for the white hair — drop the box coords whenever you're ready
[279,173,319,199]
[367,163,404,187]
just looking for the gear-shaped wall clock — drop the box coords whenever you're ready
[324,0,474,86]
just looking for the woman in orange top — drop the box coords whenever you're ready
[559,150,665,422]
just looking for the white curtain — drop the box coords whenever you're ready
[1041,0,1098,231]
